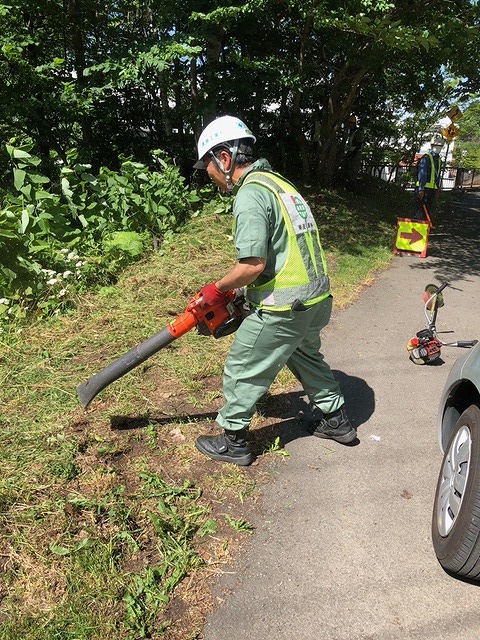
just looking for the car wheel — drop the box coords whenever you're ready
[432,404,480,579]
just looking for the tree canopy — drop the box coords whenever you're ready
[1,0,479,186]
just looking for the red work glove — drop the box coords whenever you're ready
[198,282,228,307]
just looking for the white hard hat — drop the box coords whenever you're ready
[431,134,444,150]
[194,116,256,169]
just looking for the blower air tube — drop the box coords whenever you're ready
[76,327,176,409]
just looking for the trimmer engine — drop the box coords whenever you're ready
[407,329,442,365]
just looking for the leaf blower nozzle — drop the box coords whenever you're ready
[76,289,246,409]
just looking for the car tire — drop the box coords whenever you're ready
[432,404,480,579]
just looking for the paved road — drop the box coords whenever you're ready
[200,191,480,640]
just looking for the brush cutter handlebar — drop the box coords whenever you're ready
[408,282,477,365]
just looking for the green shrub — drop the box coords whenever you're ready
[0,142,200,326]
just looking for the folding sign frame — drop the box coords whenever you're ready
[393,205,432,259]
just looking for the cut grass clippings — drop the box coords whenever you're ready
[0,176,414,639]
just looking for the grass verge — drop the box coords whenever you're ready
[0,177,412,639]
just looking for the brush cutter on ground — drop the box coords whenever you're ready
[407,282,478,365]
[76,289,246,409]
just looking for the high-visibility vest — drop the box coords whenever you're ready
[240,171,330,311]
[416,153,441,189]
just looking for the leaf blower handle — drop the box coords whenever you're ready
[197,282,230,307]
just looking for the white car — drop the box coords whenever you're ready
[432,340,480,579]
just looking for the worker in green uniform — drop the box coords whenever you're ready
[193,115,356,465]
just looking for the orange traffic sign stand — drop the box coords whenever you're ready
[393,206,432,258]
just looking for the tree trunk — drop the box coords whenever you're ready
[315,64,368,187]
[158,68,173,148]
[66,0,85,83]
[291,15,313,181]
[191,29,226,137]
[66,0,93,151]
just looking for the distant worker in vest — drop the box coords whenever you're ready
[192,115,356,466]
[413,134,443,220]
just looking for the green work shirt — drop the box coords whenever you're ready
[232,159,289,288]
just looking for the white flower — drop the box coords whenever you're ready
[0,298,9,305]
[58,288,67,297]
[67,251,78,261]
[75,260,85,268]
[47,278,58,285]
[63,270,73,279]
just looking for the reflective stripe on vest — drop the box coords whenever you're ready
[416,153,440,189]
[241,171,330,311]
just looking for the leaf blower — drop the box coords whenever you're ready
[407,282,477,365]
[76,289,246,409]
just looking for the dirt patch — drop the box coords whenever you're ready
[66,369,299,639]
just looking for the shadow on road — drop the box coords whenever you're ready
[334,369,375,429]
[108,370,374,452]
[254,370,375,449]
[408,190,480,286]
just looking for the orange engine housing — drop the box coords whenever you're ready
[166,290,241,340]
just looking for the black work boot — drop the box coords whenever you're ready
[310,407,357,444]
[195,429,254,466]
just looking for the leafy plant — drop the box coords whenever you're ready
[0,142,199,325]
[224,514,254,534]
[264,436,290,457]
[121,473,210,638]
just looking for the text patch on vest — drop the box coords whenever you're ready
[279,193,316,234]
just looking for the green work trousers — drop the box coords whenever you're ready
[216,295,344,432]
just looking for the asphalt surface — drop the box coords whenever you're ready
[200,190,480,640]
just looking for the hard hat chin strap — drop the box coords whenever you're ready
[210,140,240,191]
